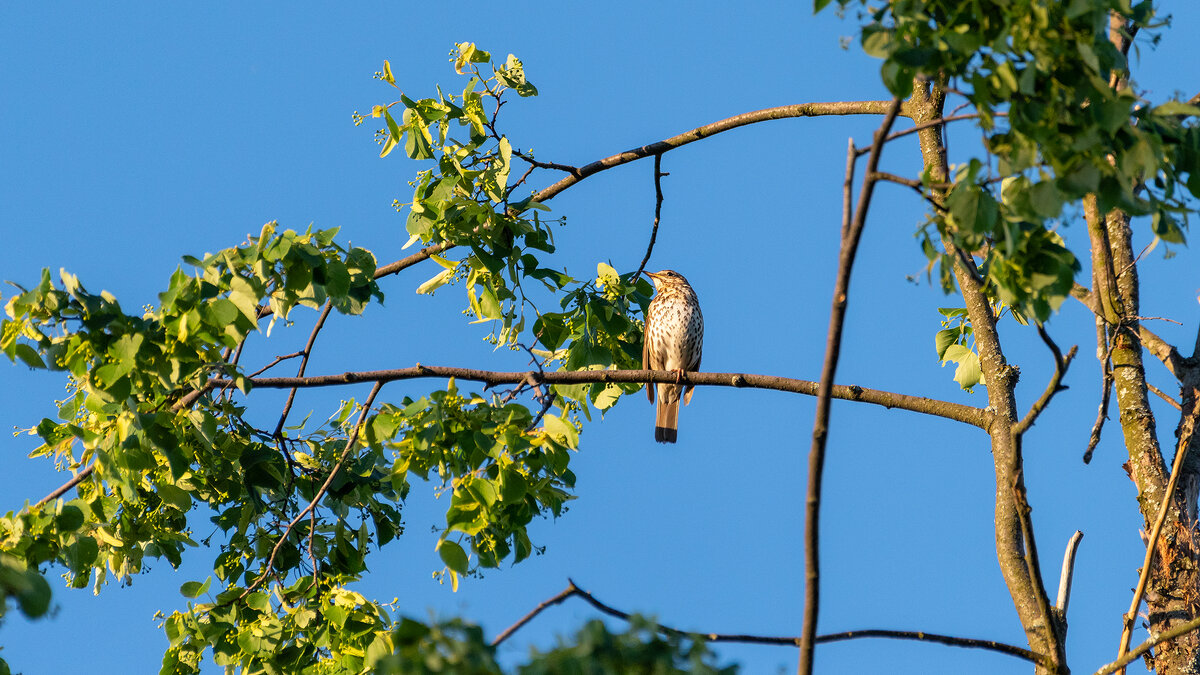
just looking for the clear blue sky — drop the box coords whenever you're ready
[2,3,1199,673]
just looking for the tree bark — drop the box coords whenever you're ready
[1087,201,1200,674]
[909,77,1066,672]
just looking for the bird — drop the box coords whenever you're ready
[642,270,704,443]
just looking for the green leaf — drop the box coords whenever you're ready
[438,540,469,575]
[13,343,45,369]
[55,505,85,532]
[934,328,960,360]
[180,577,212,599]
[941,344,985,391]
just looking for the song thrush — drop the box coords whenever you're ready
[642,270,704,443]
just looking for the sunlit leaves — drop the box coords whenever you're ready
[935,308,986,392]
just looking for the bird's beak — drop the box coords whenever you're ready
[643,271,661,281]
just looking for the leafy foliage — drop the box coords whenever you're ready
[831,0,1199,323]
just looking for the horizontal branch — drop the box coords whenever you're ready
[209,364,991,428]
[531,101,908,204]
[492,579,1040,665]
[362,102,906,285]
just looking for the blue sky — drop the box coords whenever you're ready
[2,3,1199,673]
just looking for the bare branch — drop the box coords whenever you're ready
[212,365,991,429]
[1084,317,1113,464]
[633,153,667,281]
[841,138,856,240]
[801,97,906,675]
[1014,326,1078,435]
[535,101,908,205]
[1096,614,1200,675]
[492,583,577,646]
[1116,390,1200,666]
[856,112,1007,157]
[273,300,335,438]
[492,579,1042,665]
[1147,382,1182,411]
[1056,531,1084,613]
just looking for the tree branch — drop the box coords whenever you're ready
[1014,326,1078,435]
[493,579,1042,665]
[633,153,667,281]
[211,365,991,428]
[800,97,906,675]
[1096,614,1200,675]
[273,300,335,438]
[1085,317,1113,464]
[1056,531,1084,614]
[533,101,908,205]
[855,112,1007,157]
[1147,382,1182,411]
[1115,391,1200,666]
[237,381,384,601]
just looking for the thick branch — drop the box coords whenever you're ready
[910,76,1064,668]
[1116,393,1200,663]
[211,366,990,428]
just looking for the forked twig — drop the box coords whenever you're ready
[236,381,385,601]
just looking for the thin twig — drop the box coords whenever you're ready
[800,97,905,675]
[1085,319,1113,464]
[210,364,992,429]
[237,381,385,601]
[633,153,667,282]
[272,300,335,439]
[841,138,856,240]
[855,112,1007,156]
[1147,382,1182,411]
[1014,326,1077,434]
[492,583,577,646]
[1096,614,1200,675]
[492,579,1041,664]
[1115,391,1200,670]
[1056,531,1084,613]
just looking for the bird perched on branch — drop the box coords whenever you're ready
[642,270,704,443]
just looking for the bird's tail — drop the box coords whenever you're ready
[655,384,680,443]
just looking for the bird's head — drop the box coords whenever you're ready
[644,269,689,290]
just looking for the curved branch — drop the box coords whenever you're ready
[533,101,908,205]
[633,153,667,281]
[210,365,991,428]
[1014,326,1078,435]
[364,103,904,287]
[492,579,1041,664]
